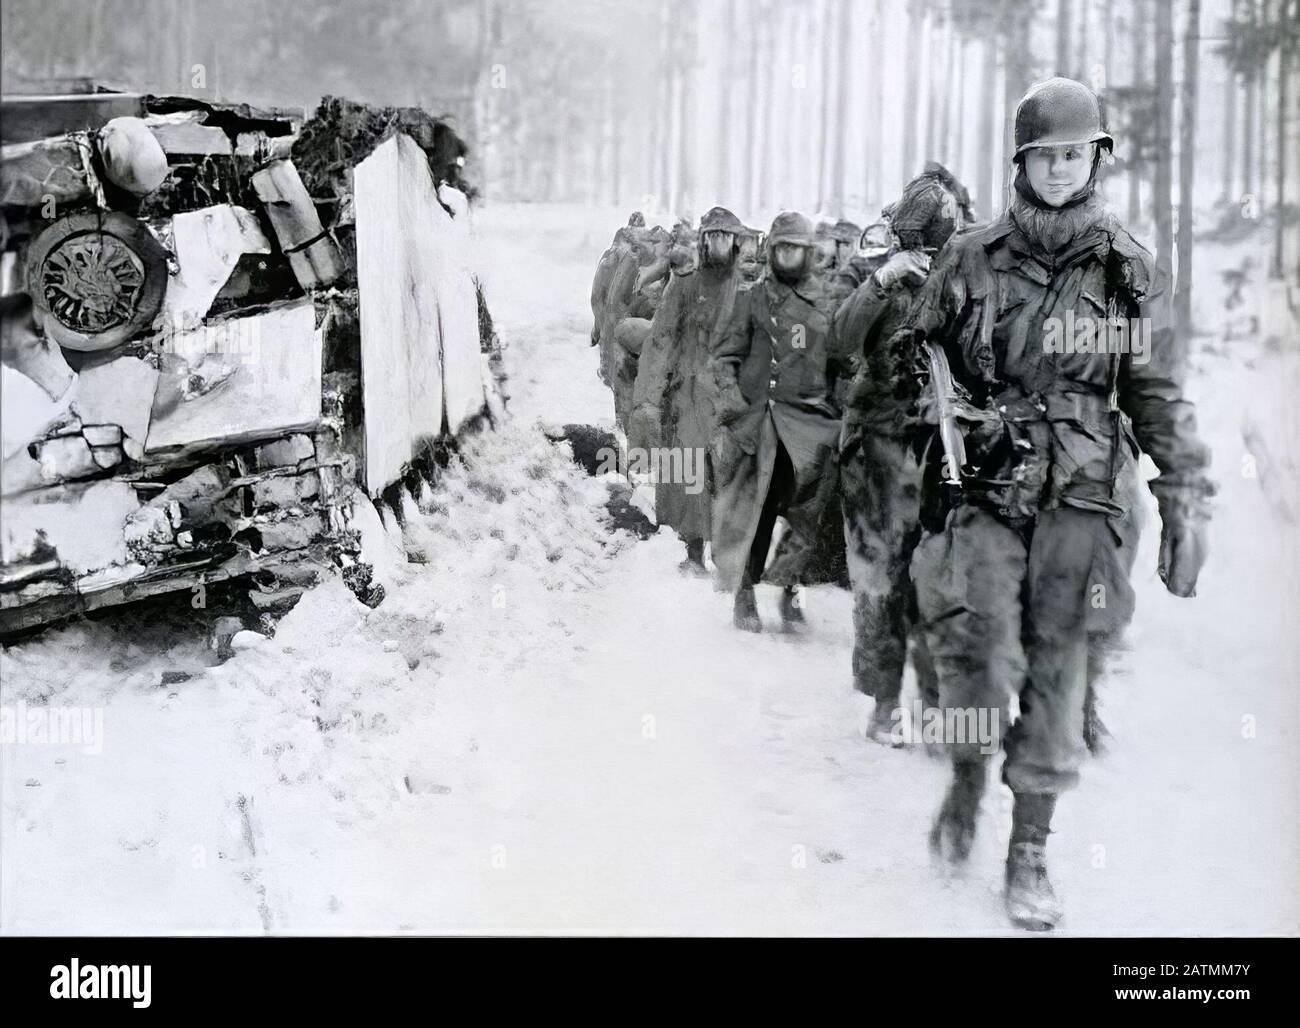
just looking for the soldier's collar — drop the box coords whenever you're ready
[1002,222,1113,275]
[768,272,823,306]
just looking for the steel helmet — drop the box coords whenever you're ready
[831,219,862,244]
[699,206,743,234]
[1013,77,1114,158]
[766,211,814,248]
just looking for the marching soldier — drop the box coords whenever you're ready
[737,225,764,285]
[591,216,636,354]
[834,163,972,300]
[820,219,865,305]
[833,167,973,745]
[603,225,677,430]
[708,212,842,632]
[630,207,748,574]
[904,79,1212,930]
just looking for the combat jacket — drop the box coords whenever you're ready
[908,213,1210,521]
[711,272,841,455]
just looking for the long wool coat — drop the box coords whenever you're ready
[630,262,743,542]
[708,272,841,593]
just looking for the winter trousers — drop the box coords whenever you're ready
[743,439,797,588]
[840,433,938,708]
[612,318,651,431]
[910,500,1139,793]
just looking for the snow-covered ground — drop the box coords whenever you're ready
[2,203,1297,935]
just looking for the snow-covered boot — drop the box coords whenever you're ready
[1004,792,1063,931]
[733,585,762,633]
[928,758,987,865]
[865,701,903,747]
[778,585,805,627]
[678,538,710,577]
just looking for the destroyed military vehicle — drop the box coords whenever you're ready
[0,84,500,637]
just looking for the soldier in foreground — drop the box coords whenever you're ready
[904,79,1212,930]
[708,212,841,632]
[833,167,973,745]
[629,207,748,575]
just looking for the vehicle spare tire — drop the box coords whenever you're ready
[25,210,168,352]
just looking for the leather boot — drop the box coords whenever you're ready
[678,538,710,577]
[778,585,805,627]
[865,700,903,747]
[928,758,987,865]
[733,584,762,632]
[1004,792,1063,931]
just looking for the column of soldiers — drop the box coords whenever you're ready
[587,78,1212,932]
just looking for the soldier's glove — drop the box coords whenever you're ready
[1152,476,1214,598]
[873,250,931,291]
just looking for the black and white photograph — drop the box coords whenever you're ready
[0,0,1297,982]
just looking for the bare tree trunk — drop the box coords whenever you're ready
[902,0,925,181]
[474,0,495,200]
[1273,0,1291,277]
[765,3,788,211]
[675,0,696,219]
[1176,0,1201,336]
[1154,0,1175,275]
[1290,0,1300,288]
[832,0,853,213]
[816,0,834,211]
[791,0,808,207]
[954,38,967,190]
[1243,0,1258,199]
[1259,6,1272,209]
[718,0,735,205]
[647,6,665,210]
[1079,0,1090,82]
[940,15,955,165]
[868,0,884,206]
[1104,0,1115,93]
[610,67,623,207]
[1056,0,1073,74]
[1002,17,1031,205]
[757,10,777,213]
[1222,70,1238,203]
[1129,0,1148,225]
[927,9,945,165]
[1076,0,1086,80]
[744,6,762,215]
[678,65,693,218]
[978,36,997,219]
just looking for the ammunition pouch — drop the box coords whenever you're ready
[965,390,1050,527]
[934,385,1130,528]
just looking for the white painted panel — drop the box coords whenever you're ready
[145,300,322,453]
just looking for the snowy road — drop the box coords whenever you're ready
[2,204,1297,935]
